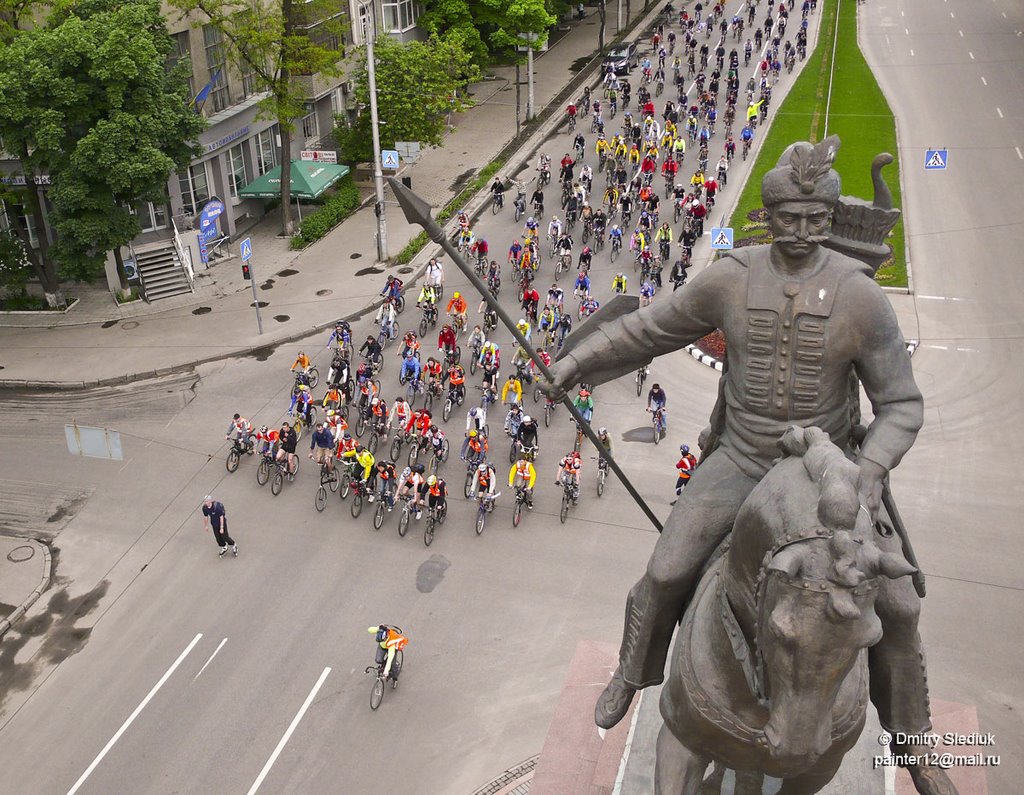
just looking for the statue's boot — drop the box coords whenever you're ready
[896,744,959,795]
[595,667,637,729]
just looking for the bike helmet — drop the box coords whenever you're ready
[233,413,241,420]
[412,463,426,474]
[326,410,336,418]
[598,427,608,435]
[522,415,533,424]
[478,462,489,472]
[680,444,690,454]
[583,246,591,255]
[469,407,478,417]
[344,432,352,440]
[427,475,437,486]
[579,389,591,398]
[469,430,478,438]
[430,425,438,433]
[454,291,461,299]
[259,425,268,434]
[527,216,535,224]
[371,397,380,407]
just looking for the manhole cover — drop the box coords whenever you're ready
[277,268,299,277]
[122,321,140,329]
[0,365,5,370]
[259,282,274,291]
[253,346,273,362]
[192,306,213,315]
[350,253,362,259]
[354,266,384,277]
[273,314,290,322]
[251,301,269,308]
[398,266,414,274]
[7,545,35,563]
[316,289,333,297]
[101,320,119,329]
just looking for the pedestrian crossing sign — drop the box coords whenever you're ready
[381,149,400,169]
[240,237,253,262]
[710,227,734,250]
[925,149,947,170]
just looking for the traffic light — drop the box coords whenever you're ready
[242,263,251,280]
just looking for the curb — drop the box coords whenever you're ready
[686,338,922,374]
[471,755,538,795]
[0,541,52,640]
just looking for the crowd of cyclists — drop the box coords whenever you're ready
[220,0,816,547]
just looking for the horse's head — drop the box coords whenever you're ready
[753,428,915,769]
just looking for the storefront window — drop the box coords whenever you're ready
[178,161,211,216]
[228,143,249,199]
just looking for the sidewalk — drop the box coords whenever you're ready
[0,5,663,388]
[0,535,51,639]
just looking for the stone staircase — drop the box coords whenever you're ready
[134,240,193,301]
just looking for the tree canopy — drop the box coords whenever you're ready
[420,0,556,66]
[0,0,204,300]
[334,34,479,165]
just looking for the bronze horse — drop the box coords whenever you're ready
[656,427,916,794]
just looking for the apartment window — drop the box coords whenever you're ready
[178,161,211,216]
[240,60,261,98]
[228,143,249,199]
[256,127,278,175]
[0,201,39,248]
[168,31,196,96]
[382,0,417,32]
[301,106,319,142]
[203,25,230,113]
[131,201,168,233]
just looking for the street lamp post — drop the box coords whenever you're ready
[362,2,388,262]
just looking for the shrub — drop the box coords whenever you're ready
[290,177,362,249]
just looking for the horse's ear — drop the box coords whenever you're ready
[777,426,808,457]
[873,551,917,580]
[769,545,806,578]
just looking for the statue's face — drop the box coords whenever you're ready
[767,201,832,260]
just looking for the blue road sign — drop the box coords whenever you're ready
[925,149,948,170]
[240,237,253,262]
[381,149,400,169]
[710,227,734,250]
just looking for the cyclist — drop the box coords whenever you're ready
[538,304,558,336]
[466,403,488,437]
[515,414,540,458]
[556,450,582,501]
[389,396,412,435]
[370,395,389,432]
[445,361,466,405]
[416,282,439,313]
[359,334,383,365]
[578,245,593,272]
[608,223,624,251]
[397,351,420,387]
[515,316,533,343]
[596,426,613,462]
[573,270,591,300]
[573,388,594,423]
[612,272,628,294]
[504,403,524,440]
[375,459,398,509]
[675,443,698,494]
[437,323,458,360]
[501,371,523,407]
[424,356,444,394]
[325,408,348,442]
[290,351,312,378]
[277,422,299,476]
[375,299,397,341]
[308,421,336,475]
[380,274,404,302]
[521,285,540,326]
[225,413,253,448]
[337,430,358,460]
[446,291,468,330]
[255,424,279,458]
[509,457,537,509]
[342,444,375,491]
[647,382,668,427]
[473,461,498,502]
[368,624,408,681]
[464,429,489,466]
[425,257,444,295]
[425,474,448,519]
[546,283,565,312]
[325,321,351,352]
[557,310,573,347]
[397,462,427,516]
[479,340,500,371]
[654,222,673,261]
[426,424,447,462]
[580,294,601,317]
[289,384,314,422]
[399,331,420,361]
[640,280,656,307]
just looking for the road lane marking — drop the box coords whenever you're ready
[923,345,949,350]
[194,638,228,679]
[950,11,955,18]
[909,49,914,56]
[959,29,963,37]
[1016,146,1023,160]
[67,633,203,795]
[918,295,964,301]
[969,51,975,59]
[981,76,987,85]
[246,667,331,795]
[905,28,909,34]
[997,107,1004,118]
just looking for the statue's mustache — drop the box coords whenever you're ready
[773,234,830,244]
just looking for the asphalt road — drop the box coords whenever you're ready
[859,0,1024,789]
[5,0,1018,792]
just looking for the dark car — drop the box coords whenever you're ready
[602,41,639,75]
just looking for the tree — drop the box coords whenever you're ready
[0,0,205,305]
[170,0,347,236]
[480,0,556,53]
[597,0,607,53]
[418,0,488,67]
[334,35,479,165]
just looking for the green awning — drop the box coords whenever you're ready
[238,160,350,200]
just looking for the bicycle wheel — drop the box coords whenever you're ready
[407,443,420,467]
[597,470,606,497]
[464,470,474,499]
[509,442,517,463]
[340,472,351,499]
[654,421,661,444]
[308,367,319,388]
[328,469,339,492]
[476,507,486,535]
[351,492,363,518]
[271,470,284,496]
[398,506,410,537]
[390,436,402,461]
[368,431,379,454]
[636,371,644,397]
[391,650,403,688]
[440,439,450,462]
[443,398,453,422]
[533,385,541,404]
[513,501,522,527]
[544,403,551,427]
[293,418,304,441]
[373,500,385,530]
[418,316,428,336]
[424,517,435,547]
[370,677,384,710]
[226,449,240,473]
[355,411,366,437]
[395,295,405,313]
[256,458,270,486]
[315,486,328,512]
[560,491,569,523]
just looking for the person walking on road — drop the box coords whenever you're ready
[202,496,237,557]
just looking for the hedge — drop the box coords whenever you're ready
[290,177,362,249]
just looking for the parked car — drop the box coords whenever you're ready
[602,41,639,75]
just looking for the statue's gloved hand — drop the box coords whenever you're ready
[856,459,886,522]
[539,359,579,403]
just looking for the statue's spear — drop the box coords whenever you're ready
[388,177,664,533]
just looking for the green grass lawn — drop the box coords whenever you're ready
[728,0,907,287]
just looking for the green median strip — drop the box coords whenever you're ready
[728,0,907,287]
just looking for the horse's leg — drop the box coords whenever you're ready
[655,724,709,795]
[735,770,767,795]
[699,761,726,794]
[776,762,840,795]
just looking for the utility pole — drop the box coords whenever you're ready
[526,39,536,121]
[515,61,522,135]
[617,0,622,33]
[363,2,388,262]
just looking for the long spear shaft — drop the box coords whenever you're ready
[388,177,664,533]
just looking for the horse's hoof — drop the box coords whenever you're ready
[594,668,636,729]
[906,764,959,795]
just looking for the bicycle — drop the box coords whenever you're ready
[256,449,275,486]
[365,638,404,710]
[406,376,425,409]
[226,437,254,473]
[594,455,608,497]
[475,492,500,535]
[353,399,375,437]
[343,470,371,518]
[314,459,339,512]
[418,304,438,337]
[426,438,450,476]
[291,405,317,441]
[442,384,464,422]
[649,406,666,444]
[390,427,417,461]
[270,454,299,496]
[635,364,649,397]
[462,452,487,498]
[491,190,504,214]
[291,368,319,395]
[559,476,579,524]
[468,338,483,376]
[512,485,531,527]
[610,235,622,262]
[377,319,400,348]
[555,253,571,281]
[373,482,395,530]
[366,416,389,454]
[423,501,447,547]
[396,492,416,537]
